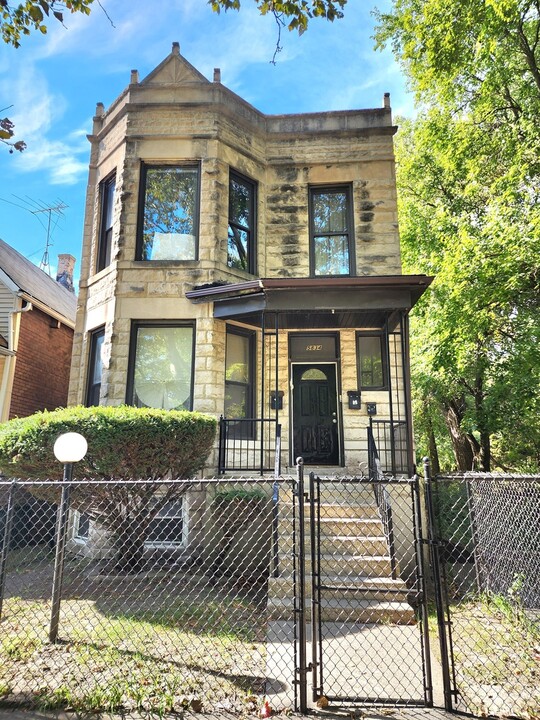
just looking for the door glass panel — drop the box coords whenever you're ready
[301,368,326,381]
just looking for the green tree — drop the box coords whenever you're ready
[1,0,93,47]
[377,0,540,470]
[210,0,347,33]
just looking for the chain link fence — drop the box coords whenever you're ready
[429,472,540,719]
[0,477,297,716]
[2,470,538,718]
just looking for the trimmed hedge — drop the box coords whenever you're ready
[0,405,217,480]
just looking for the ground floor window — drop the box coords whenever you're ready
[127,322,195,410]
[224,326,255,437]
[356,332,388,390]
[86,327,105,406]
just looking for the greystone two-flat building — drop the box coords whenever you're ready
[69,42,430,496]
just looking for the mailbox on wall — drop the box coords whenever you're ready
[366,402,377,416]
[347,391,361,409]
[270,390,284,410]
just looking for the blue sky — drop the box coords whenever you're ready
[0,0,413,285]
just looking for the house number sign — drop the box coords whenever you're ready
[290,335,338,361]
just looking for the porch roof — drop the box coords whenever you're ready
[186,275,433,329]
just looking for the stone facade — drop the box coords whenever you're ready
[69,43,429,478]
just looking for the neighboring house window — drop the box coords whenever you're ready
[127,322,195,410]
[138,164,199,261]
[356,333,388,389]
[97,173,116,272]
[146,499,185,546]
[86,327,105,406]
[224,327,255,436]
[228,171,256,273]
[310,185,354,276]
[73,511,90,542]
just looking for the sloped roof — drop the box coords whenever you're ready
[0,238,76,324]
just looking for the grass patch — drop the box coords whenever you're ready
[429,592,540,718]
[0,573,269,716]
[1,631,42,661]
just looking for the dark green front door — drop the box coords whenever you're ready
[292,364,339,465]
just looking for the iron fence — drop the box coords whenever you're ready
[218,418,281,475]
[369,419,409,475]
[298,471,431,709]
[427,469,540,719]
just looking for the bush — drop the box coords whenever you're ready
[0,405,217,480]
[0,406,217,572]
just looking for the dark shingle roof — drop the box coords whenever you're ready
[0,238,76,323]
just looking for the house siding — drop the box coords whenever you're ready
[0,282,16,339]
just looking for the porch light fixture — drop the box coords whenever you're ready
[50,432,88,643]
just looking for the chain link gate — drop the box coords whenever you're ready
[292,461,433,712]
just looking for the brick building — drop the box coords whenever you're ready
[0,239,76,420]
[69,43,431,477]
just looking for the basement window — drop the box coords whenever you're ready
[146,499,185,546]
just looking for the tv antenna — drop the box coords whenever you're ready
[0,195,68,276]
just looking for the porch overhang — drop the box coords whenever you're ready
[186,275,433,329]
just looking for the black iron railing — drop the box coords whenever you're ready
[368,424,398,580]
[218,417,281,475]
[369,418,409,475]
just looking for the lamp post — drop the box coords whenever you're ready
[49,432,87,643]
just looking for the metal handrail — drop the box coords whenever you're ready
[368,423,398,580]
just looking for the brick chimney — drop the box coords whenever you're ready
[56,254,76,293]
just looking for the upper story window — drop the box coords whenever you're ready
[228,171,256,273]
[97,174,116,272]
[137,164,200,261]
[85,327,105,406]
[309,185,354,276]
[356,332,388,390]
[126,322,195,411]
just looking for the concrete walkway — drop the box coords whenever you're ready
[0,709,459,720]
[266,620,443,711]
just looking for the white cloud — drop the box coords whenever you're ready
[1,63,90,185]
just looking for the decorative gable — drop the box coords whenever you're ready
[140,42,210,88]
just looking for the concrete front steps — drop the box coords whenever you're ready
[268,489,416,625]
[267,595,416,624]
